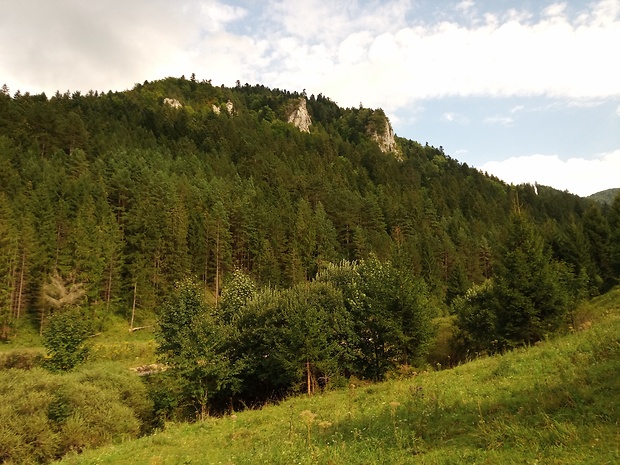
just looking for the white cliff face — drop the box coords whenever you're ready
[163,98,182,109]
[369,115,402,159]
[226,99,234,115]
[372,119,396,153]
[211,100,234,116]
[287,97,312,132]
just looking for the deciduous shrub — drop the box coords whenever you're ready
[0,362,152,464]
[42,308,91,371]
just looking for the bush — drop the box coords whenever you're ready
[453,280,498,357]
[0,362,152,464]
[42,308,91,371]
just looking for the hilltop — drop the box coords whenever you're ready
[588,188,620,205]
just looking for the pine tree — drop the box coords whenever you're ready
[608,192,620,285]
[493,207,570,347]
[582,203,612,290]
[0,193,19,339]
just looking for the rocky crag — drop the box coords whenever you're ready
[287,97,312,132]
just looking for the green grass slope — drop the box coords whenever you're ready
[58,291,620,465]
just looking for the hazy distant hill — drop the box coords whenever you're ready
[588,188,620,204]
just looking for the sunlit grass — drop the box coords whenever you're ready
[57,289,620,465]
[1,312,158,368]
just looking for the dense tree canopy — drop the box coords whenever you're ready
[0,80,614,324]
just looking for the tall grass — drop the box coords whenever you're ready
[57,290,620,465]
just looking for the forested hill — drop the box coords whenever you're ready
[0,76,618,337]
[588,188,620,205]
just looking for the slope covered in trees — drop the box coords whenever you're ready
[0,76,618,340]
[2,77,620,461]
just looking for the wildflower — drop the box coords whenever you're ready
[318,420,332,430]
[299,410,317,425]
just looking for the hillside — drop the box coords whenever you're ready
[55,288,620,465]
[588,188,620,205]
[2,77,620,464]
[1,76,617,341]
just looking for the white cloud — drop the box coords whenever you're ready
[542,3,568,19]
[456,0,475,12]
[258,0,620,110]
[481,150,620,197]
[338,32,372,65]
[196,2,247,33]
[0,0,245,94]
[2,0,620,117]
[442,112,469,124]
[484,115,514,126]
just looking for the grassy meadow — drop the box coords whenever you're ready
[54,290,620,465]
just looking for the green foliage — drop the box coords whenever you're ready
[0,77,615,428]
[55,292,620,465]
[0,192,18,339]
[587,187,620,204]
[237,281,349,397]
[493,209,571,347]
[155,279,237,419]
[0,76,607,336]
[317,257,435,380]
[455,209,574,354]
[453,280,498,355]
[0,363,151,464]
[608,192,620,285]
[218,268,257,325]
[43,308,91,371]
[150,258,436,410]
[0,347,45,369]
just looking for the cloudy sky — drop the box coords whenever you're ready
[2,0,619,196]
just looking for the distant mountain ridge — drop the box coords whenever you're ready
[588,188,620,204]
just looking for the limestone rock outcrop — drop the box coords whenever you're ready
[163,98,182,109]
[368,112,401,159]
[211,100,235,116]
[287,97,312,132]
[371,118,397,153]
[226,99,234,115]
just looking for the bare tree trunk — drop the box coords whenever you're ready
[15,251,26,319]
[105,263,113,311]
[204,221,210,296]
[130,281,137,330]
[215,225,220,307]
[9,257,17,319]
[39,307,45,336]
[307,360,312,396]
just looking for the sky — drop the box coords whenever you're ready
[2,0,619,197]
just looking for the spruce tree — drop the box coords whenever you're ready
[0,193,18,339]
[493,207,570,347]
